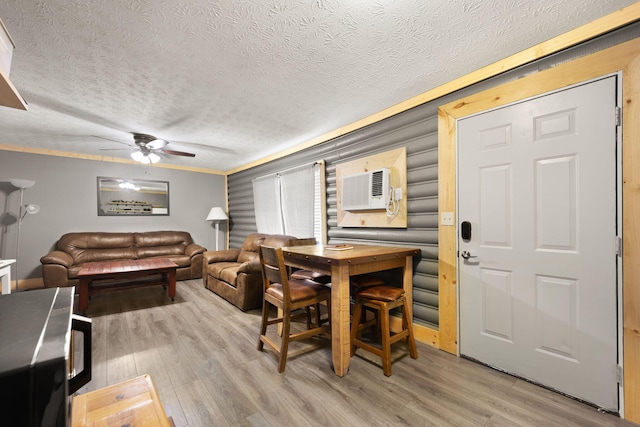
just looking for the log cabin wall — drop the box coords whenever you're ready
[227,22,640,342]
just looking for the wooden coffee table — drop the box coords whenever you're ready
[77,258,178,313]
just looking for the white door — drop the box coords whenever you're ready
[458,76,619,410]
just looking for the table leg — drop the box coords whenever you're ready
[403,255,414,319]
[79,278,90,313]
[331,265,351,377]
[167,269,176,300]
[0,265,11,294]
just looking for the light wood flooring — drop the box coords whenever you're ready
[75,279,635,427]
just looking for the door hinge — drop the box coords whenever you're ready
[617,365,623,385]
[615,236,622,257]
[615,106,622,126]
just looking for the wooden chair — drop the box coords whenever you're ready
[350,285,418,376]
[257,245,331,373]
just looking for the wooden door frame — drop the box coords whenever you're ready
[438,38,640,421]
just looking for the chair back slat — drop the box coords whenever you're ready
[259,245,290,299]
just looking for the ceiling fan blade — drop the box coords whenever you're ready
[172,140,236,154]
[92,135,133,147]
[160,149,196,157]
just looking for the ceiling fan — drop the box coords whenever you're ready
[99,133,196,164]
[129,133,196,164]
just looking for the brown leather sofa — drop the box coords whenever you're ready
[202,233,315,311]
[40,231,206,288]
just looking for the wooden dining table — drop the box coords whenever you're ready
[280,243,420,377]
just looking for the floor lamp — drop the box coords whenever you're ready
[206,207,228,250]
[10,178,40,291]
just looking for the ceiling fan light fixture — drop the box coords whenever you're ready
[125,133,193,162]
[130,151,147,163]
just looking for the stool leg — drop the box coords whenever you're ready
[314,303,322,327]
[402,298,418,359]
[258,300,270,351]
[279,311,292,373]
[374,307,381,343]
[380,301,392,377]
[305,306,312,329]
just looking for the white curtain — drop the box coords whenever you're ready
[280,166,315,238]
[252,175,284,234]
[252,163,319,240]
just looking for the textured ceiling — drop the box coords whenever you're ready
[0,0,636,172]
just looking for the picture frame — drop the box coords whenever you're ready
[97,177,169,216]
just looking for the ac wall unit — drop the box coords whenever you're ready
[341,168,390,211]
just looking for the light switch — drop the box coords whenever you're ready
[441,212,455,226]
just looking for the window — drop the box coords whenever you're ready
[252,162,324,242]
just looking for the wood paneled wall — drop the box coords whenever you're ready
[228,108,441,330]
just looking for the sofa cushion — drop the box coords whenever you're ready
[237,233,267,263]
[208,262,242,287]
[137,245,186,258]
[58,232,137,264]
[134,230,193,246]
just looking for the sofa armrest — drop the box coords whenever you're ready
[203,249,241,264]
[40,251,74,268]
[185,243,206,257]
[237,260,261,274]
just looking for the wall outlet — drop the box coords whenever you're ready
[441,212,455,226]
[394,187,403,201]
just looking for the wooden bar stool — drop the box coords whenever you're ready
[350,285,418,376]
[350,273,384,290]
[290,271,384,327]
[350,274,385,338]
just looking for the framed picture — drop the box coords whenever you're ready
[97,177,169,216]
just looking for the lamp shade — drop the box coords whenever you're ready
[206,207,228,221]
[25,204,40,214]
[148,152,160,163]
[10,178,35,189]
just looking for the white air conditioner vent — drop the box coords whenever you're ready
[341,168,390,211]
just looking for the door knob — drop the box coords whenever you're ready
[461,250,477,259]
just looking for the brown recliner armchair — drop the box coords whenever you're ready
[202,233,315,311]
